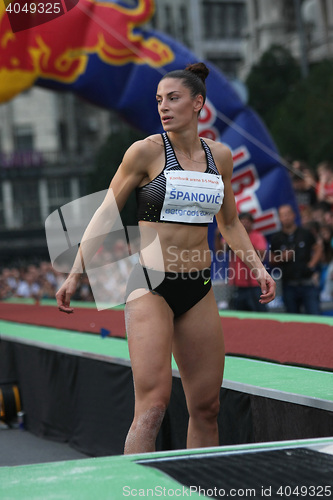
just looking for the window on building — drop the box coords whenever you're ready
[0,129,4,169]
[164,5,173,34]
[47,178,72,214]
[58,121,69,153]
[178,6,190,46]
[253,0,259,20]
[12,179,41,227]
[0,184,5,228]
[203,1,246,39]
[149,9,158,30]
[209,56,242,79]
[13,124,34,151]
[79,177,89,198]
[282,0,296,33]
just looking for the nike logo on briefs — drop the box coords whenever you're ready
[204,278,211,285]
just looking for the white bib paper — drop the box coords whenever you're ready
[161,170,224,224]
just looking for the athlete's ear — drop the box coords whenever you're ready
[193,94,204,113]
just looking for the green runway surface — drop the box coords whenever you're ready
[1,320,333,406]
[1,314,332,499]
[0,437,333,500]
[4,296,333,325]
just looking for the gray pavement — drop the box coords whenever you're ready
[0,425,89,467]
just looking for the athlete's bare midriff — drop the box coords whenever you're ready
[138,220,212,273]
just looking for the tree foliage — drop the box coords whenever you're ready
[246,45,333,167]
[89,121,145,226]
[246,45,301,129]
[270,59,333,166]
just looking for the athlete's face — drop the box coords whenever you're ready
[156,78,203,132]
[278,205,296,230]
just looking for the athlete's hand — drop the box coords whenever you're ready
[257,270,276,304]
[56,274,81,313]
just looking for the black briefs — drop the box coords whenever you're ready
[125,264,212,318]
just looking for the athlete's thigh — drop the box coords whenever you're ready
[125,291,174,401]
[173,289,225,407]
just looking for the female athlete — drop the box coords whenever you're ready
[56,62,276,454]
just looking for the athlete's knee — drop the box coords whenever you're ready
[189,396,220,423]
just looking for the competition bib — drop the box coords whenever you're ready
[161,170,224,224]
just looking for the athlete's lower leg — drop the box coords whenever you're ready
[186,399,220,448]
[124,403,167,454]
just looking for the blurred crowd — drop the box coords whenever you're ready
[290,159,333,302]
[0,261,93,303]
[1,159,333,313]
[0,238,136,305]
[214,158,333,313]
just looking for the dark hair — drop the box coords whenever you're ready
[239,212,254,222]
[317,160,333,173]
[160,62,209,106]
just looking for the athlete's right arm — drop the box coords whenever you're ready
[56,139,152,313]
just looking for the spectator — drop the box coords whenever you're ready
[320,261,333,303]
[270,204,322,315]
[323,209,333,229]
[72,274,94,302]
[0,261,94,304]
[1,268,18,294]
[87,238,136,307]
[320,224,333,264]
[304,220,323,253]
[318,224,333,301]
[290,161,317,211]
[316,161,333,207]
[0,276,12,300]
[39,261,57,288]
[303,220,324,291]
[215,212,268,312]
[15,269,41,302]
[39,277,57,299]
[299,206,313,226]
[292,173,317,211]
[311,201,331,225]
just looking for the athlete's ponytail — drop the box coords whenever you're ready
[160,62,209,107]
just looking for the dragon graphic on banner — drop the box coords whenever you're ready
[0,0,297,236]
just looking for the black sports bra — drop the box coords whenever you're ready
[136,132,224,226]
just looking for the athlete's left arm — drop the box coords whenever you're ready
[213,143,276,304]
